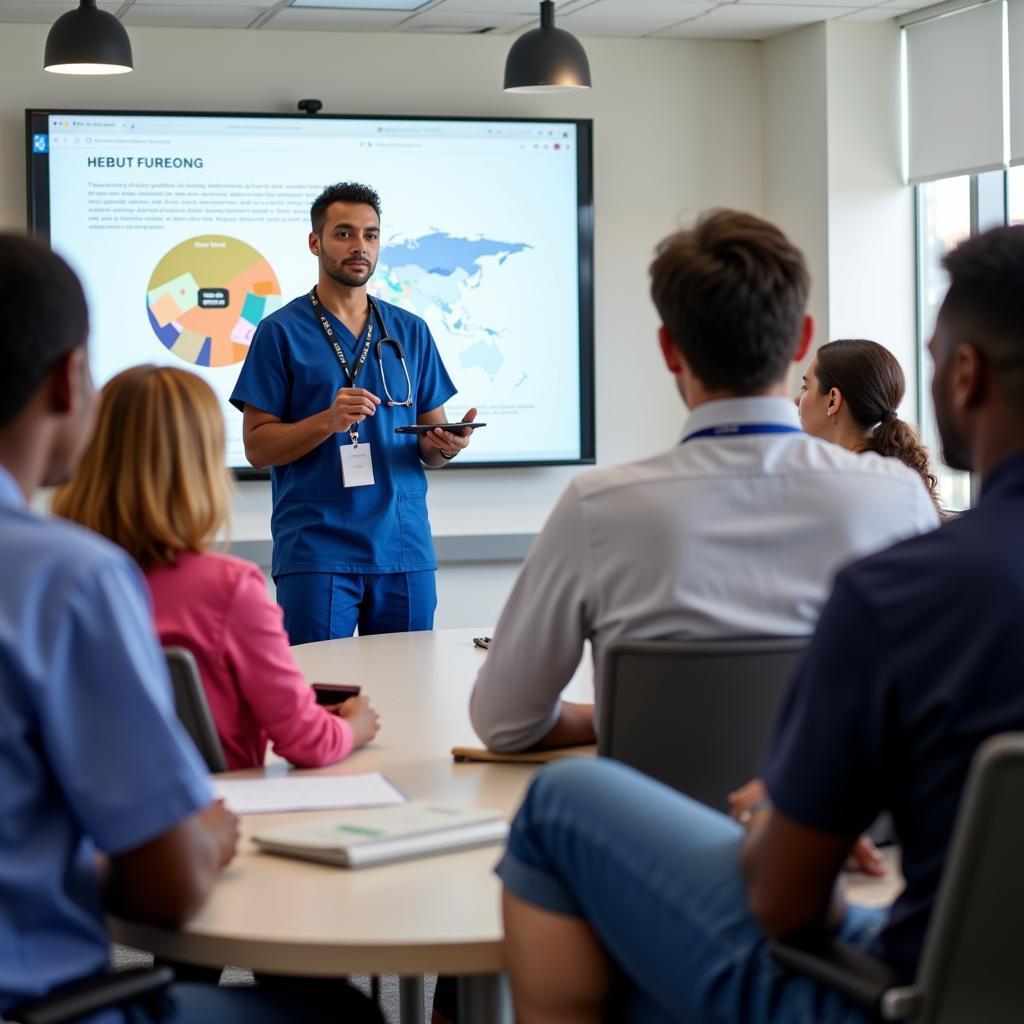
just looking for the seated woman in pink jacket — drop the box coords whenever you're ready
[53,364,380,771]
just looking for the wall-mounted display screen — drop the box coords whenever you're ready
[26,109,594,471]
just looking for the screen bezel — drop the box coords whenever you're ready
[25,108,596,476]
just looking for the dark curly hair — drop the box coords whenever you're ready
[939,224,1024,411]
[816,339,940,510]
[310,182,381,236]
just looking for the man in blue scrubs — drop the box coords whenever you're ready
[231,182,475,642]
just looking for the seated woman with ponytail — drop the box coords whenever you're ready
[53,365,380,771]
[796,338,942,512]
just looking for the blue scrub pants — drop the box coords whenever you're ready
[497,758,888,1024]
[275,570,437,644]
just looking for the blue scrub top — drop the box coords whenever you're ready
[230,294,457,577]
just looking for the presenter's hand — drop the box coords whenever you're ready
[200,799,240,868]
[421,406,478,455]
[326,387,380,433]
[332,694,381,750]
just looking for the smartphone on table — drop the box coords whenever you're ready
[311,683,362,705]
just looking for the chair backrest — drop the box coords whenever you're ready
[163,646,228,774]
[915,733,1024,1024]
[598,637,804,812]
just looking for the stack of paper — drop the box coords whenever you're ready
[212,772,405,815]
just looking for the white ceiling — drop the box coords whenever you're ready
[0,0,933,42]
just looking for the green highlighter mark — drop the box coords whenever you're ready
[336,825,384,838]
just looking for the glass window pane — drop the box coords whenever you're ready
[917,176,972,511]
[1009,165,1024,224]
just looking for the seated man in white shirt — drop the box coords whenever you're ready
[470,209,939,753]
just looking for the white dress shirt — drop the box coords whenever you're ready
[470,397,940,752]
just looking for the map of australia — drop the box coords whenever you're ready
[370,231,531,377]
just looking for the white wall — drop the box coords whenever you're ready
[825,22,917,415]
[761,21,917,416]
[762,23,831,352]
[0,22,764,625]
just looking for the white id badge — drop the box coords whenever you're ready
[340,442,375,488]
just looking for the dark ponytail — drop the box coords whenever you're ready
[816,339,941,510]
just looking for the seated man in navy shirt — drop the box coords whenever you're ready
[495,222,1024,1023]
[0,233,379,1023]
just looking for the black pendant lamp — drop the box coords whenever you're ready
[44,0,133,75]
[504,1,592,94]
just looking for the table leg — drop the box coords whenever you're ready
[457,973,513,1023]
[399,975,426,1024]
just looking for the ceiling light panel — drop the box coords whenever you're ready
[291,0,431,9]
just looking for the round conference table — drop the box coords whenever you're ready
[108,626,900,1023]
[108,627,594,1024]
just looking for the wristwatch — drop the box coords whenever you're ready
[440,449,457,461]
[738,798,772,824]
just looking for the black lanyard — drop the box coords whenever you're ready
[308,287,376,387]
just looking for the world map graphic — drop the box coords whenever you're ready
[369,231,532,377]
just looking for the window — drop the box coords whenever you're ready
[916,169,1009,512]
[1009,165,1024,224]
[916,176,971,511]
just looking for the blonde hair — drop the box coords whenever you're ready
[53,364,231,570]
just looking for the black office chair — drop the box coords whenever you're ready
[598,637,805,812]
[5,967,173,1024]
[771,733,1024,1022]
[164,646,228,774]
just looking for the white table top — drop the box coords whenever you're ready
[110,627,593,976]
[109,626,900,976]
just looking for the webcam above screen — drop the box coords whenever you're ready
[26,109,595,473]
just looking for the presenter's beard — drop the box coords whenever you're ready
[322,254,375,289]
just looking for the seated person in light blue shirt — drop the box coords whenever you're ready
[0,233,380,1024]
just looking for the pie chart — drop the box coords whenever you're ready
[146,235,282,367]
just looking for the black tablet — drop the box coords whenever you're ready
[394,422,486,435]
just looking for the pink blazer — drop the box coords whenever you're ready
[146,550,353,771]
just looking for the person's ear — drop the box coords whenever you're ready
[827,387,843,418]
[658,326,686,375]
[793,315,813,363]
[308,231,321,257]
[952,342,987,411]
[46,350,76,415]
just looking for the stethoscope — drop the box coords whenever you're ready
[310,287,413,408]
[368,297,412,408]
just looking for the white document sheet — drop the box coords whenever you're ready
[212,772,405,815]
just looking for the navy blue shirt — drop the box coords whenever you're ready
[764,453,1024,979]
[230,294,457,577]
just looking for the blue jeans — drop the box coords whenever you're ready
[276,570,437,643]
[497,758,888,1024]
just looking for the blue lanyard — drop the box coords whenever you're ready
[681,423,802,444]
